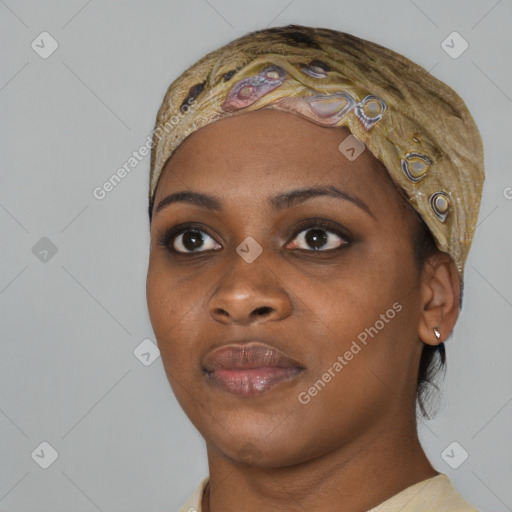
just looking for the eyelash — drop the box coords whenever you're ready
[157,219,352,255]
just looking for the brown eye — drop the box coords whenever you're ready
[159,223,222,254]
[287,224,348,251]
[172,229,221,253]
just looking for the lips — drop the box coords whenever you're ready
[203,342,304,396]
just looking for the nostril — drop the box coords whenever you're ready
[253,306,273,317]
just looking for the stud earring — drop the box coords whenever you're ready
[433,327,441,340]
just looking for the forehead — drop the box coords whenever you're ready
[155,109,397,207]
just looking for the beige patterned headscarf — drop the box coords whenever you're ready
[149,24,484,284]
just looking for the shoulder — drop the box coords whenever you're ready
[178,476,209,512]
[178,474,479,511]
[371,473,479,512]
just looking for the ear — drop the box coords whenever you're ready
[418,252,460,346]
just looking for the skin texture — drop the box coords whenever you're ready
[146,109,460,512]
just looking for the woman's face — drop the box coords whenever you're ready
[147,109,426,467]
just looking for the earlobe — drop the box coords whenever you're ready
[418,253,460,346]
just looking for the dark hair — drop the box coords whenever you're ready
[412,213,455,419]
[148,196,155,223]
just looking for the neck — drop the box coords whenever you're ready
[202,415,437,512]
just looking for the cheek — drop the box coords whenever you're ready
[147,261,175,338]
[146,258,208,410]
[146,258,200,362]
[298,248,420,391]
[293,289,415,445]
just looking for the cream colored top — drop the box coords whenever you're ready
[179,474,479,511]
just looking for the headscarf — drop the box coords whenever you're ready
[149,24,485,285]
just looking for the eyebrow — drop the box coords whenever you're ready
[155,185,375,219]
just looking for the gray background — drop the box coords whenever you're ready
[1,0,511,510]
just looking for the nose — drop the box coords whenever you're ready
[208,259,292,326]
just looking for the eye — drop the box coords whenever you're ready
[159,224,222,254]
[286,221,349,251]
[158,220,350,255]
